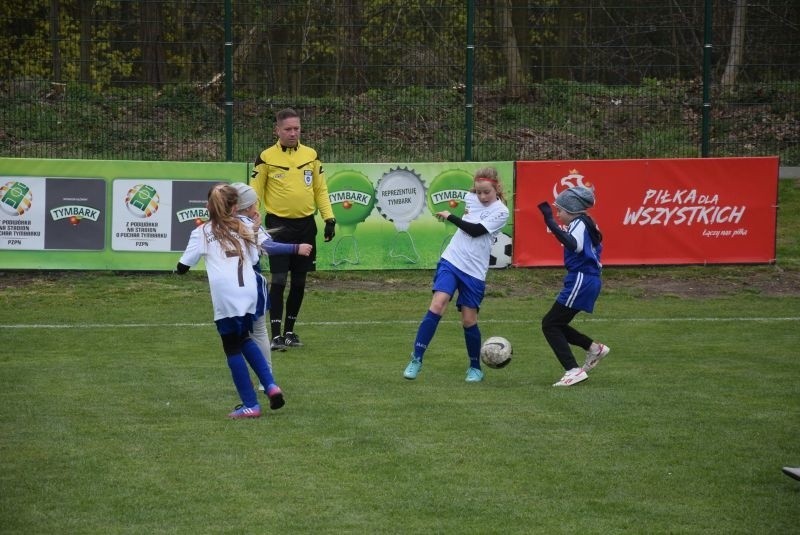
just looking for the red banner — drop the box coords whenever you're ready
[513,157,779,266]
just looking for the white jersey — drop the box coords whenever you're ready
[441,193,509,280]
[237,214,271,250]
[179,223,261,321]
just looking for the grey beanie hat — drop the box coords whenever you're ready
[231,182,259,210]
[554,186,595,214]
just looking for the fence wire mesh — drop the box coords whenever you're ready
[1,1,798,165]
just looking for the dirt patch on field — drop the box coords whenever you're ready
[603,268,800,298]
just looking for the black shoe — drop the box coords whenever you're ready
[271,335,287,351]
[284,332,303,347]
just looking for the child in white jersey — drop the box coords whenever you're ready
[403,167,510,383]
[177,183,307,418]
[231,182,312,389]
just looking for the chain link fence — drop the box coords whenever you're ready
[1,1,798,165]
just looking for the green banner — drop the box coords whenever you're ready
[0,158,248,270]
[0,158,514,271]
[314,162,515,270]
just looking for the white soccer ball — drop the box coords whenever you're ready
[480,336,512,369]
[489,232,513,269]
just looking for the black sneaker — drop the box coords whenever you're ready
[271,335,287,351]
[284,332,303,347]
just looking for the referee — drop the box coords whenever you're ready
[251,108,336,351]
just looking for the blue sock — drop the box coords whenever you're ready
[413,310,441,360]
[464,324,481,369]
[241,338,276,390]
[226,354,259,407]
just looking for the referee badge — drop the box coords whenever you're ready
[304,170,313,186]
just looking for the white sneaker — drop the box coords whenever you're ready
[553,367,588,387]
[584,343,610,371]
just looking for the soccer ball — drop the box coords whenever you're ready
[480,336,513,369]
[489,232,513,269]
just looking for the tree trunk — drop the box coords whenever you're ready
[335,0,365,95]
[201,26,263,94]
[49,0,61,82]
[497,0,524,98]
[79,0,92,84]
[552,1,576,80]
[269,4,290,95]
[721,0,747,89]
[139,1,167,88]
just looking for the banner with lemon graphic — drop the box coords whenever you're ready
[0,158,513,270]
[319,162,514,270]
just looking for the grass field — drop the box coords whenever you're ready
[1,181,799,533]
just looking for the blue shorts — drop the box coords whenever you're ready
[254,270,269,318]
[215,314,255,336]
[432,258,485,311]
[557,271,601,313]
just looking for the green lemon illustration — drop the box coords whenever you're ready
[327,170,376,235]
[427,168,473,219]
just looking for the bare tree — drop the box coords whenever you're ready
[78,0,92,84]
[49,0,62,82]
[202,25,264,95]
[335,0,366,95]
[140,1,167,87]
[721,0,747,89]
[269,3,291,95]
[496,0,524,97]
[552,1,579,80]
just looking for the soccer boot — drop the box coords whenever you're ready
[283,332,303,347]
[404,356,422,380]
[266,385,285,410]
[271,335,287,352]
[228,404,261,419]
[465,367,484,383]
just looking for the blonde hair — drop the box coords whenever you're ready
[471,167,507,204]
[206,183,257,262]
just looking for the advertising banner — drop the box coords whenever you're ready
[0,158,515,271]
[513,157,779,266]
[283,161,515,270]
[0,158,248,270]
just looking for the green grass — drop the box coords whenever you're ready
[1,180,799,533]
[1,274,798,533]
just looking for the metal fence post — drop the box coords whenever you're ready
[464,0,475,162]
[224,0,233,162]
[702,0,712,157]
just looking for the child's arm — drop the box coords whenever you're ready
[537,202,578,251]
[261,239,312,256]
[176,226,203,274]
[436,210,489,237]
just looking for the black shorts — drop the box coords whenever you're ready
[264,213,317,273]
